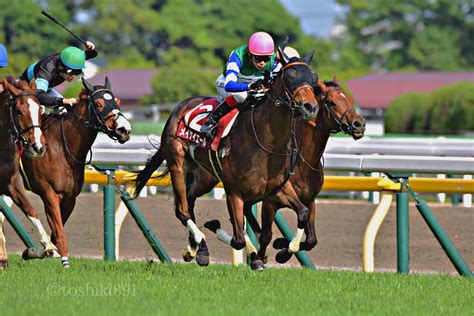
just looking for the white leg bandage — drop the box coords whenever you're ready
[216,228,233,246]
[186,220,205,244]
[288,228,305,253]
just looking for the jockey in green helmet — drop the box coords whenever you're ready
[19,41,97,114]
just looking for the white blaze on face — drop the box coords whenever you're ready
[112,109,132,132]
[27,98,44,148]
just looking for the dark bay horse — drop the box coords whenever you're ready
[176,79,366,267]
[20,77,131,267]
[134,50,319,269]
[0,78,46,267]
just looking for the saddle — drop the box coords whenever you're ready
[176,97,239,151]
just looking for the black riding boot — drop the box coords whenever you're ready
[200,100,233,140]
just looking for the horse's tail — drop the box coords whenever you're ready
[133,146,169,198]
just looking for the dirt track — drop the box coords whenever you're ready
[2,192,473,274]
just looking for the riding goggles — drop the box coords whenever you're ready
[66,68,83,76]
[252,55,271,63]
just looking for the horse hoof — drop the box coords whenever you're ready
[22,249,31,260]
[251,260,265,271]
[275,248,293,264]
[273,237,290,250]
[0,259,8,269]
[27,247,47,259]
[203,220,221,234]
[182,252,195,262]
[249,252,265,270]
[196,240,209,267]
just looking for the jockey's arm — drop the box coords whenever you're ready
[35,78,64,107]
[223,52,251,92]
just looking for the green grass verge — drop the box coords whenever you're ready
[131,121,165,135]
[1,255,472,315]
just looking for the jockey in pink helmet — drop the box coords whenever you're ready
[200,31,281,140]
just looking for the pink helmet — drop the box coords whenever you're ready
[248,32,274,56]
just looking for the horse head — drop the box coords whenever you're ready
[2,78,46,158]
[272,47,319,121]
[315,79,366,140]
[81,77,131,144]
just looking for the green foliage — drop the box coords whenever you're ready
[149,65,217,103]
[384,92,430,133]
[62,80,84,98]
[336,0,474,70]
[385,81,474,134]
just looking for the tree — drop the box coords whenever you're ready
[335,0,474,70]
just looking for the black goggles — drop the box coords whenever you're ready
[252,55,271,63]
[66,68,83,76]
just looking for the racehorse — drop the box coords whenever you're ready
[134,49,319,269]
[20,77,132,267]
[174,78,366,267]
[0,78,46,268]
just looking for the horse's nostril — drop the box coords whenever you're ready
[353,120,363,129]
[117,127,130,135]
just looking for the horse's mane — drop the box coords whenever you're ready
[15,79,33,92]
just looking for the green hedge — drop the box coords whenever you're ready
[385,81,474,134]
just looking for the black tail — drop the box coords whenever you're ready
[133,146,169,198]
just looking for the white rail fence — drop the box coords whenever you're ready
[87,134,473,205]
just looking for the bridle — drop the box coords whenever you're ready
[61,87,125,165]
[317,85,353,134]
[265,61,316,112]
[4,92,41,148]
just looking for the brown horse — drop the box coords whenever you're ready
[134,50,319,269]
[20,77,131,267]
[176,79,366,267]
[0,78,46,268]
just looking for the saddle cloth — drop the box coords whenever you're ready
[176,97,239,151]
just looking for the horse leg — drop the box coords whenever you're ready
[270,184,309,264]
[7,178,49,259]
[274,183,308,253]
[0,212,7,269]
[258,201,277,264]
[165,141,208,266]
[228,194,263,270]
[300,200,317,251]
[183,170,219,263]
[42,191,69,267]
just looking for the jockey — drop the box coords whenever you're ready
[19,41,97,114]
[0,44,7,93]
[200,31,281,140]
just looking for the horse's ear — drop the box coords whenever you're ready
[333,75,338,83]
[104,76,111,90]
[30,78,37,92]
[281,35,289,51]
[115,97,121,106]
[316,80,328,94]
[278,46,289,65]
[82,77,94,92]
[304,50,315,65]
[3,78,20,96]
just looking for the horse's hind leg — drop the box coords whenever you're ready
[300,200,317,251]
[165,140,209,266]
[258,201,277,264]
[183,169,219,263]
[42,191,69,267]
[7,177,51,258]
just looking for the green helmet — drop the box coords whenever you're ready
[60,46,86,69]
